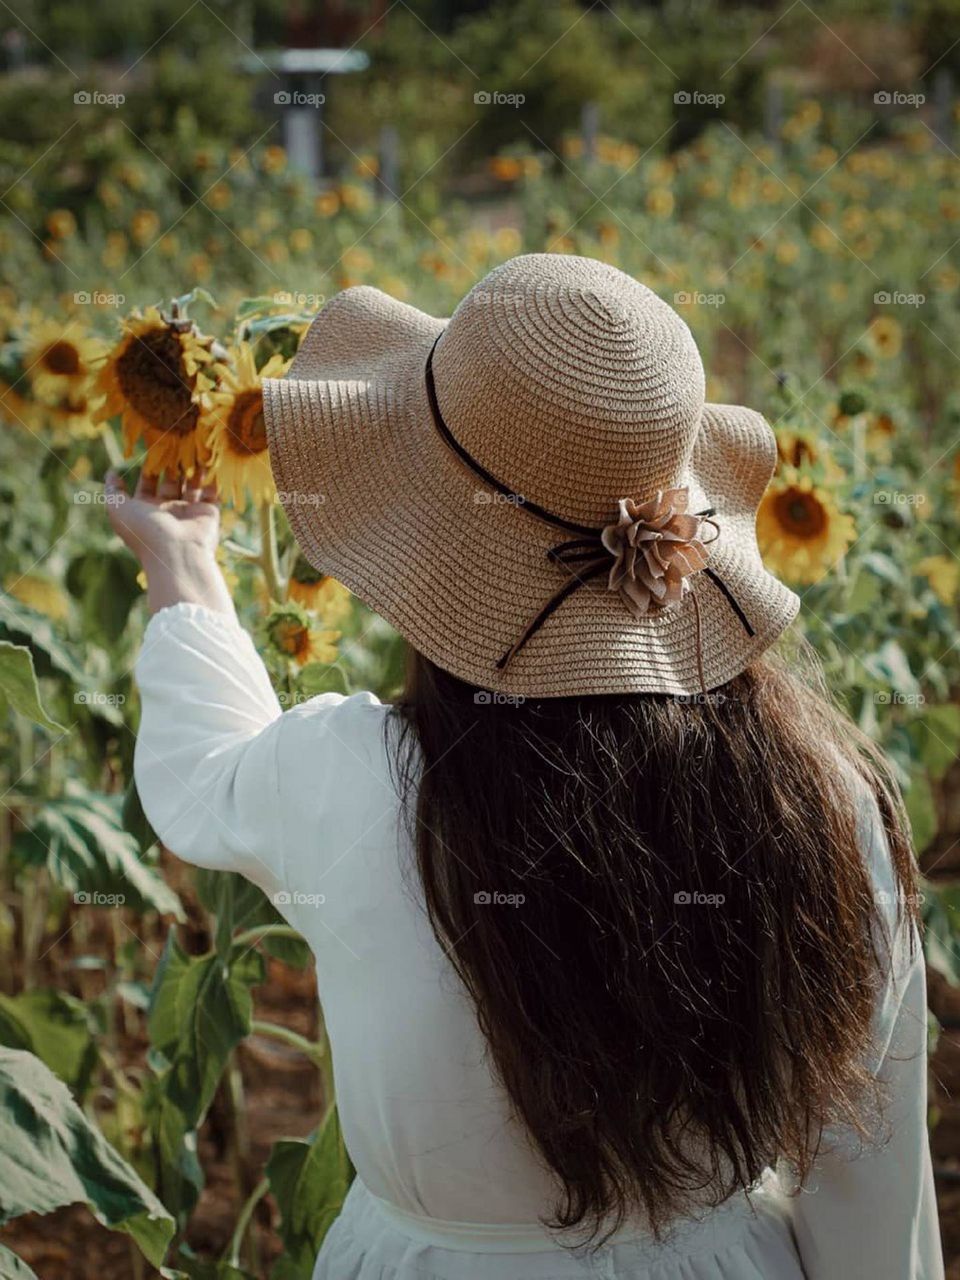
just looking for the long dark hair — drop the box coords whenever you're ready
[390,645,919,1242]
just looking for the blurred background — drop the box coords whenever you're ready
[1,1,960,1277]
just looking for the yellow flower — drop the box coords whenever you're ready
[315,190,340,217]
[262,145,287,174]
[93,306,217,475]
[290,228,313,254]
[354,153,379,179]
[915,555,959,606]
[493,226,521,256]
[207,182,231,210]
[774,428,843,484]
[24,319,101,405]
[5,573,70,620]
[757,476,856,585]
[341,246,373,272]
[203,345,288,508]
[265,602,339,667]
[46,209,77,239]
[287,556,352,622]
[489,156,523,183]
[130,209,161,246]
[867,316,902,359]
[646,187,674,218]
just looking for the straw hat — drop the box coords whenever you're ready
[263,254,799,697]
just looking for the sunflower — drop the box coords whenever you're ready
[93,306,216,475]
[757,476,856,586]
[24,319,101,405]
[202,345,288,508]
[867,316,902,359]
[264,602,339,667]
[287,555,352,622]
[5,573,70,620]
[915,555,959,607]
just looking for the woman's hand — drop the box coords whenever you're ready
[105,469,235,616]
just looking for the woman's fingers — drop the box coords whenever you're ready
[156,472,182,501]
[137,470,158,499]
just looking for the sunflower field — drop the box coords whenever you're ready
[1,96,960,1276]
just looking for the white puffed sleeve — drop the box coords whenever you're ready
[133,602,288,897]
[782,787,943,1280]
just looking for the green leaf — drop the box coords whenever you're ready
[267,1108,353,1279]
[904,766,937,855]
[194,870,310,968]
[924,885,960,985]
[122,778,158,856]
[0,1047,174,1267]
[0,989,97,1098]
[863,639,920,699]
[0,641,64,733]
[146,931,264,1219]
[907,705,960,781]
[0,592,85,685]
[65,550,141,646]
[12,781,182,919]
[0,1243,39,1279]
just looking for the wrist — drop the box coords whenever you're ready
[142,542,234,616]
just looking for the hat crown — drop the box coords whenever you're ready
[431,254,706,526]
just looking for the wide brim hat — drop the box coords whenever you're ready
[263,254,799,697]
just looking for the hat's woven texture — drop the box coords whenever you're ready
[263,254,800,697]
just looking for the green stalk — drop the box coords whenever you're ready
[231,923,302,949]
[250,1018,326,1066]
[258,499,283,601]
[224,1175,269,1266]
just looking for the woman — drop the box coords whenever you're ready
[107,255,942,1279]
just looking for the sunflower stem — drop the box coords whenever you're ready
[257,500,283,601]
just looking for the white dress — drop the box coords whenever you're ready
[134,603,944,1280]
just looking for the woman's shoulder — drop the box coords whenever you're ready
[280,689,392,762]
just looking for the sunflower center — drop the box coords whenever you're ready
[226,390,267,455]
[115,327,198,436]
[774,487,827,538]
[44,342,81,376]
[273,619,308,657]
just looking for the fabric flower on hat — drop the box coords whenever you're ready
[600,487,711,620]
